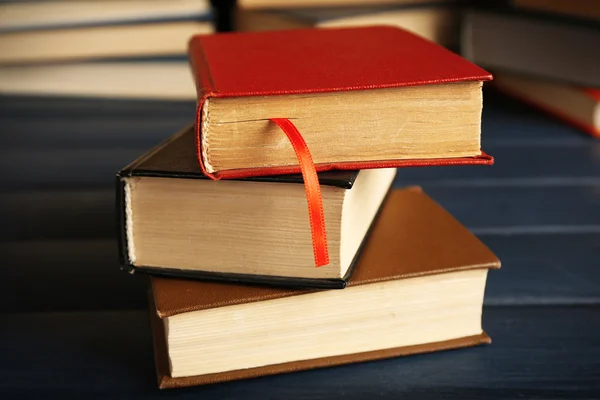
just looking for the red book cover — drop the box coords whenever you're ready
[585,88,600,103]
[188,26,493,180]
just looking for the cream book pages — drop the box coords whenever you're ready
[0,62,196,100]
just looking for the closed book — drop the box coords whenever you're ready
[462,8,600,88]
[0,0,212,32]
[149,187,501,389]
[0,61,196,100]
[0,20,213,65]
[187,26,493,180]
[236,5,461,47]
[493,72,600,138]
[117,125,396,288]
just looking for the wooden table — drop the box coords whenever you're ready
[1,91,599,398]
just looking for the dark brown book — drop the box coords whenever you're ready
[149,187,501,389]
[117,125,396,288]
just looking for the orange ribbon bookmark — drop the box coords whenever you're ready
[269,118,330,267]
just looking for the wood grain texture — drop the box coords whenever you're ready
[0,148,148,189]
[1,233,599,313]
[2,90,600,190]
[3,184,599,240]
[395,145,600,184]
[0,308,598,398]
[482,234,600,305]
[0,118,190,150]
[0,78,600,398]
[4,139,600,189]
[0,96,196,117]
[0,189,114,239]
[2,141,599,189]
[416,185,600,234]
[481,89,595,144]
[0,240,146,312]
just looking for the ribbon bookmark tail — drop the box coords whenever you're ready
[269,118,330,268]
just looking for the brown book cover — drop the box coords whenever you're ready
[150,187,501,389]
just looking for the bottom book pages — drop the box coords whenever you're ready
[148,187,501,389]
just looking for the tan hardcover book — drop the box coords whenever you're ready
[118,126,397,288]
[149,187,501,389]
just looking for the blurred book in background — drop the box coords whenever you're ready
[0,21,211,64]
[0,61,196,100]
[513,0,600,22]
[236,0,456,9]
[0,0,212,31]
[462,1,600,136]
[493,73,600,138]
[0,0,213,99]
[235,1,463,47]
[461,6,600,88]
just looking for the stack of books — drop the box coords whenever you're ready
[117,26,500,389]
[462,0,600,137]
[232,0,464,47]
[0,0,213,99]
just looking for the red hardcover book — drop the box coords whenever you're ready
[188,26,493,180]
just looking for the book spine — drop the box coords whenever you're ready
[211,154,494,180]
[116,176,132,270]
[116,125,196,271]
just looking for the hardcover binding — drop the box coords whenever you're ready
[118,124,361,188]
[188,26,494,180]
[147,187,501,388]
[195,153,494,180]
[115,125,383,288]
[149,288,491,389]
[187,27,494,264]
[135,264,349,290]
[116,180,392,290]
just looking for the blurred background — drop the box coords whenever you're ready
[0,0,599,396]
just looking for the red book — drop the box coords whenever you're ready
[188,26,493,180]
